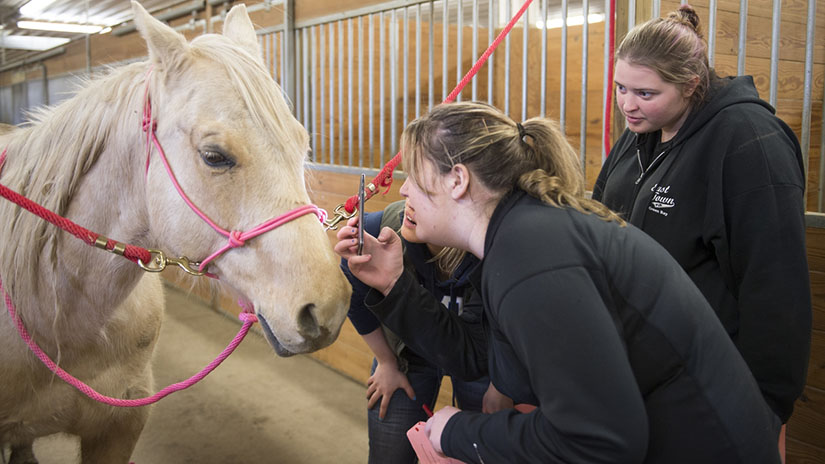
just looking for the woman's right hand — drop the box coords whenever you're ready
[334,216,404,296]
[367,361,417,420]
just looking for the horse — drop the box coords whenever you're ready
[0,2,351,463]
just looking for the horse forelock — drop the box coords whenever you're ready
[190,35,309,169]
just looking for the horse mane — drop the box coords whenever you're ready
[0,62,147,304]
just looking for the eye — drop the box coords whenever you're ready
[615,84,626,94]
[199,149,235,168]
[637,90,652,98]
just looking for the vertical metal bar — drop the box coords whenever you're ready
[261,36,268,75]
[359,16,365,167]
[338,21,344,166]
[652,0,660,19]
[521,3,529,121]
[404,7,409,129]
[380,11,386,166]
[628,0,635,31]
[302,28,309,129]
[737,0,748,75]
[311,26,318,162]
[602,0,610,163]
[561,0,568,134]
[504,0,511,115]
[391,9,398,155]
[769,0,781,107]
[443,0,449,102]
[488,0,494,105]
[329,23,336,164]
[283,0,296,105]
[416,4,421,119]
[348,19,354,166]
[708,0,717,68]
[320,25,326,163]
[429,1,435,111]
[820,80,825,211]
[369,14,375,167]
[581,0,589,172]
[801,0,815,209]
[296,30,303,122]
[457,0,463,102]
[472,0,479,101]
[541,0,547,117]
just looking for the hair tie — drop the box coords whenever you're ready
[516,122,528,142]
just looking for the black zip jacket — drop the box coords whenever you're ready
[593,76,811,423]
[367,190,781,463]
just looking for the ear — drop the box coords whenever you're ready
[682,75,700,99]
[222,4,262,61]
[131,1,189,72]
[447,164,471,201]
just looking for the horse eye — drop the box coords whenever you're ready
[199,150,234,168]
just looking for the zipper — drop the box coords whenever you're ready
[634,148,668,185]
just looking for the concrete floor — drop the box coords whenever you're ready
[25,286,369,464]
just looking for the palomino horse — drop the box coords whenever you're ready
[0,2,351,463]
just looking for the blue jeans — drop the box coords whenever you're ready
[366,356,489,464]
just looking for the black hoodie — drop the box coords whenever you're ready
[593,75,811,423]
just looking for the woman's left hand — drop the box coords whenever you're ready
[424,406,461,453]
[482,382,514,413]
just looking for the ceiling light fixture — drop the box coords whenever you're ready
[0,34,70,51]
[17,20,104,34]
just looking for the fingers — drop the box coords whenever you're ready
[379,394,390,420]
[404,384,416,400]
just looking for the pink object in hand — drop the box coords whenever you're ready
[406,421,465,464]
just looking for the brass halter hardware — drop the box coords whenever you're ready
[137,249,205,276]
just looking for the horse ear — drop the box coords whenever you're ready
[222,4,262,61]
[131,1,189,72]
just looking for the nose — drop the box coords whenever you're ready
[620,94,637,114]
[399,178,410,197]
[297,303,320,339]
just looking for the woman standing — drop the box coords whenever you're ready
[336,101,781,463]
[593,6,810,426]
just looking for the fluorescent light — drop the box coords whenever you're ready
[19,0,57,18]
[0,34,70,51]
[537,14,606,29]
[99,27,112,34]
[17,20,103,34]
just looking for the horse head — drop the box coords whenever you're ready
[132,2,350,356]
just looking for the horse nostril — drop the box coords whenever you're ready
[297,304,321,339]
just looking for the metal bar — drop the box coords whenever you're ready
[297,0,433,28]
[311,26,318,162]
[602,0,610,163]
[348,19,354,166]
[581,0,589,172]
[801,0,815,209]
[369,14,375,168]
[769,0,781,107]
[628,0,635,31]
[429,1,435,111]
[561,0,567,134]
[708,0,717,67]
[457,0,463,102]
[472,0,479,101]
[652,0,660,19]
[359,16,365,167]
[302,28,309,130]
[283,0,295,103]
[504,0,511,115]
[404,7,410,129]
[329,22,336,164]
[338,21,345,166]
[541,0,547,117]
[443,0,449,102]
[488,0,494,105]
[737,0,748,75]
[380,11,386,166]
[296,30,303,122]
[320,25,326,163]
[521,2,529,121]
[416,4,422,119]
[391,9,398,155]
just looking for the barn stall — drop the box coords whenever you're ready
[0,0,823,462]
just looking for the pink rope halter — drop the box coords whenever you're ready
[0,70,328,407]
